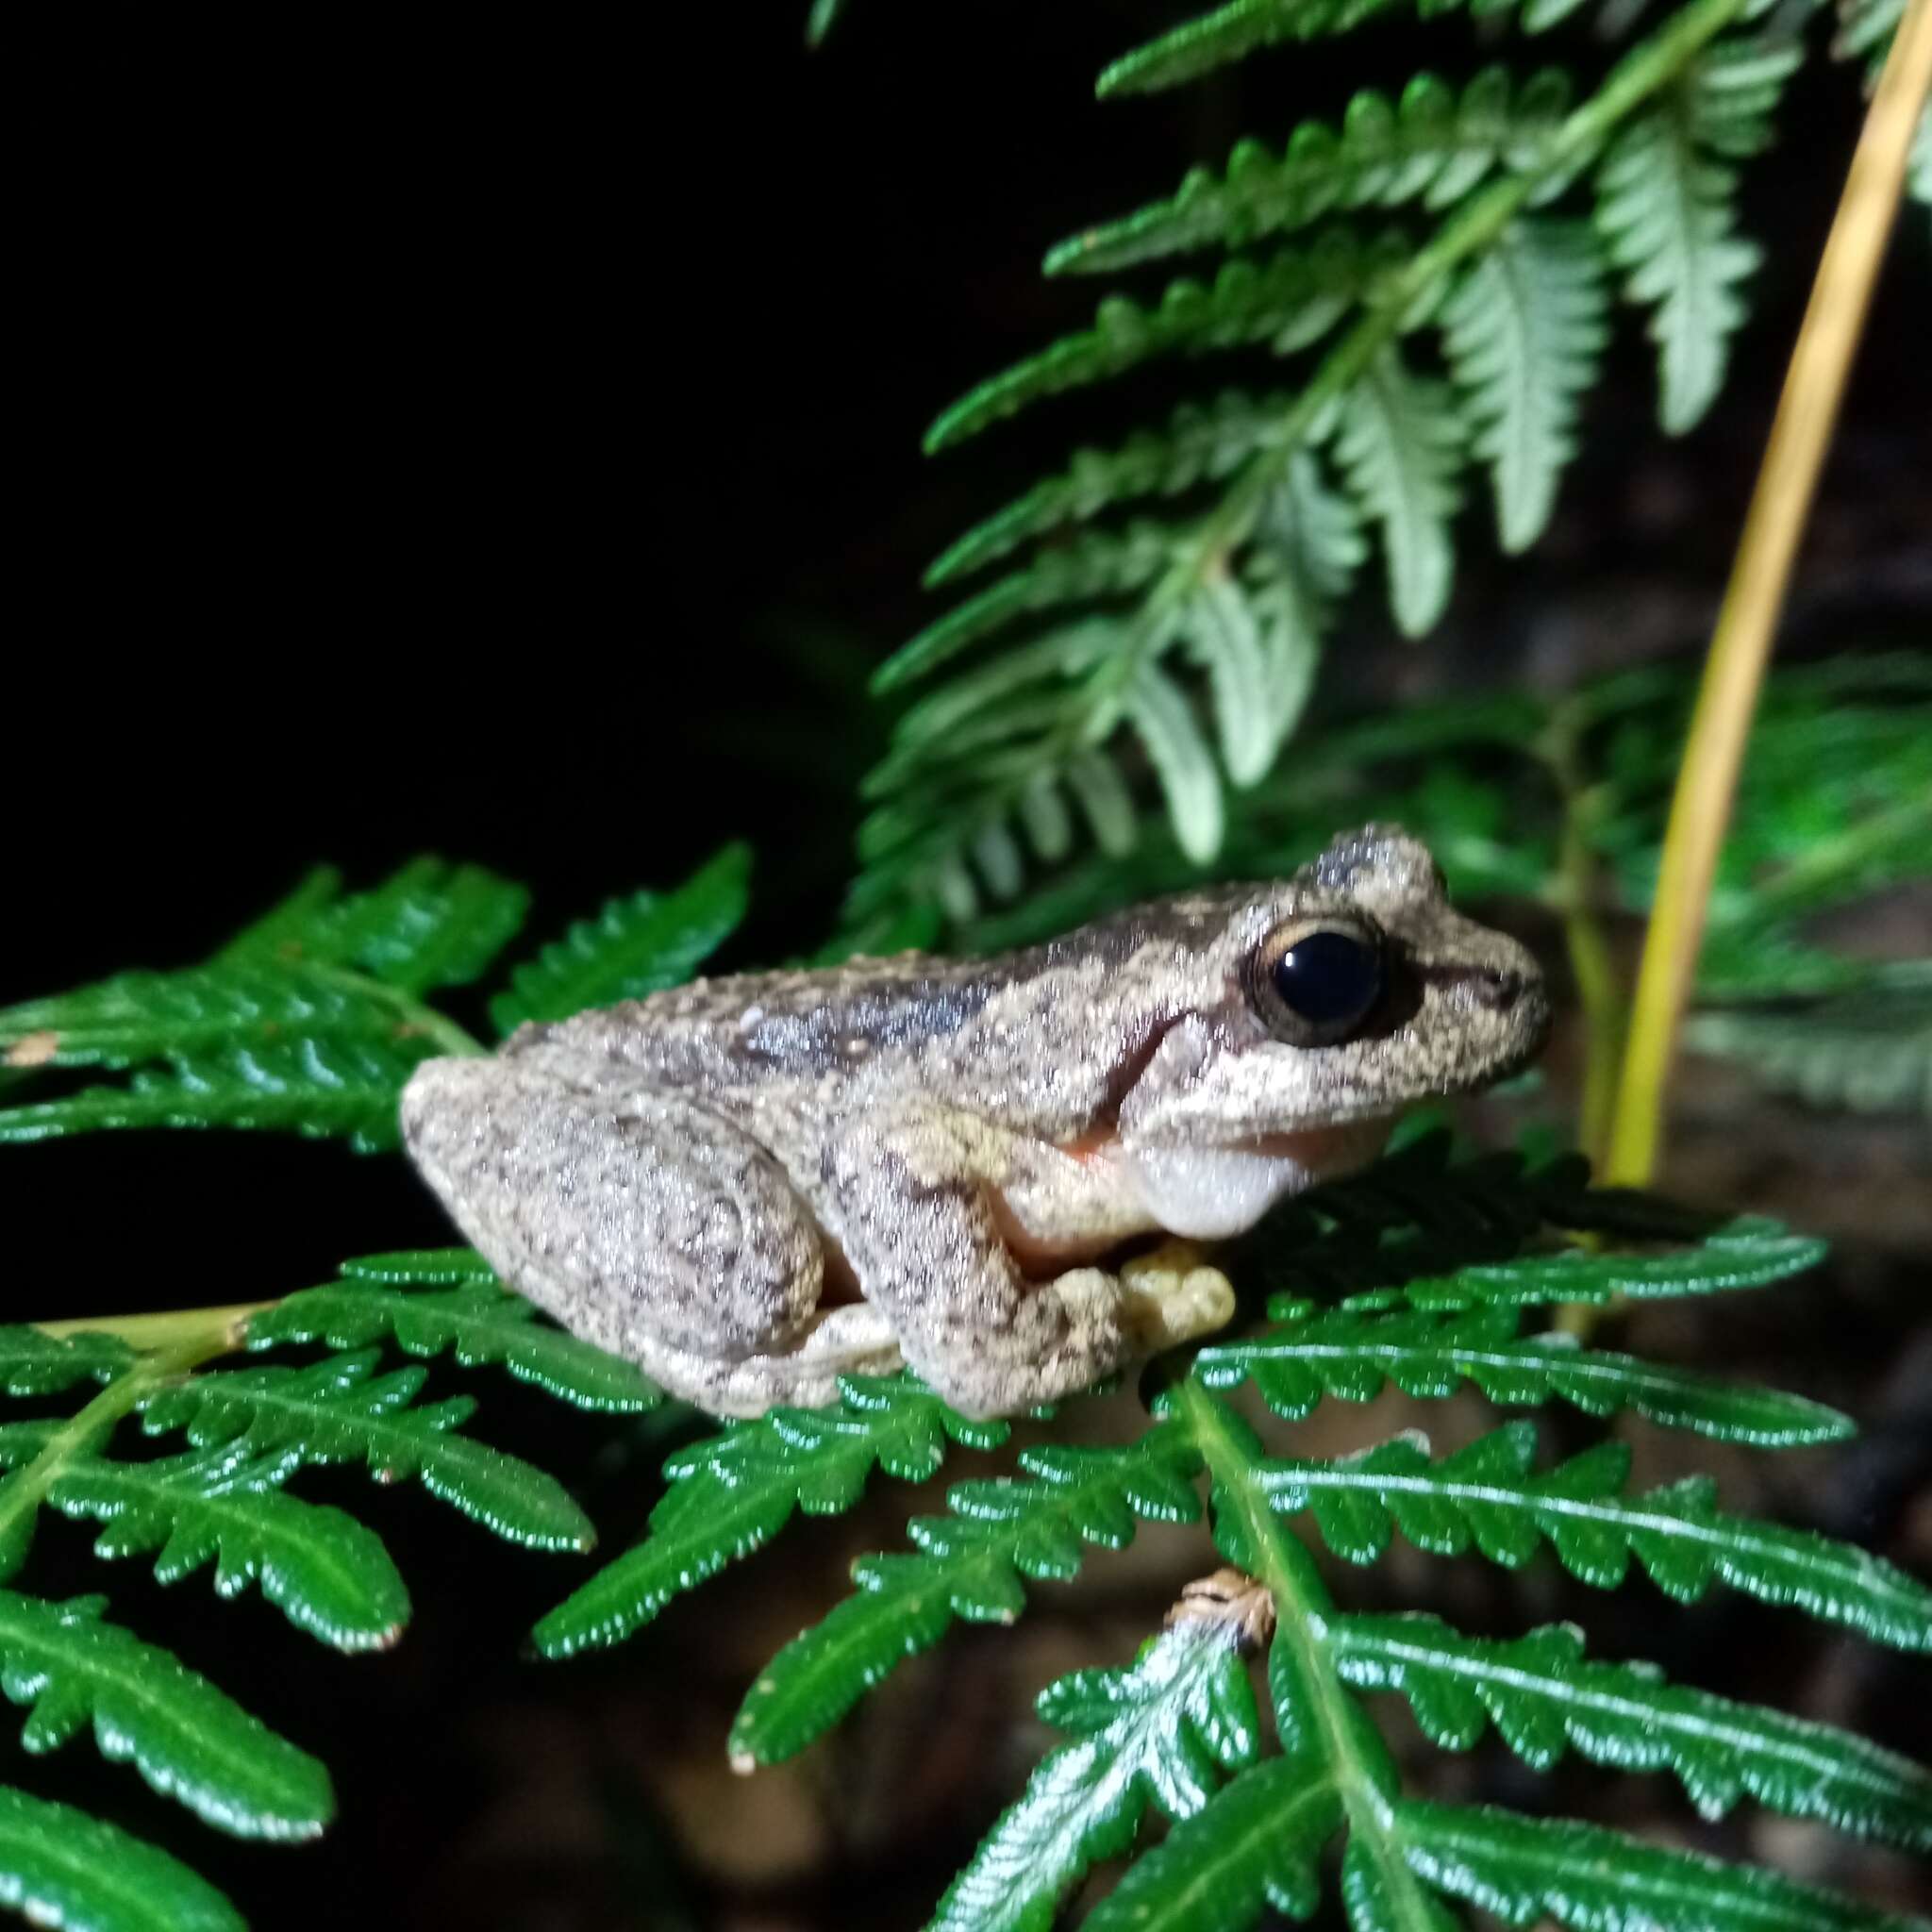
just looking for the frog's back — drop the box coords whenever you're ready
[497,887,1254,1124]
[500,947,1018,1097]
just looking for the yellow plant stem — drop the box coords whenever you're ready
[33,1304,273,1349]
[1604,0,1932,1188]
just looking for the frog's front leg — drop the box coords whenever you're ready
[817,1107,1229,1419]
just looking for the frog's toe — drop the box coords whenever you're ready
[1118,1243,1237,1353]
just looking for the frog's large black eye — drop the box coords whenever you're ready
[1255,921,1386,1044]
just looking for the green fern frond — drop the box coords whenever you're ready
[0,1589,332,1841]
[1330,1612,1932,1848]
[246,1257,664,1411]
[0,846,759,1150]
[880,527,1180,691]
[1196,1301,1852,1443]
[926,390,1294,585]
[0,859,520,1151]
[138,1351,594,1553]
[1386,1213,1831,1307]
[1441,216,1609,550]
[1052,69,1573,275]
[725,1428,1205,1768]
[0,1431,410,1652]
[532,1375,1008,1660]
[1098,0,1597,99]
[1253,1129,1828,1309]
[0,1040,430,1152]
[858,0,1823,919]
[927,1618,1267,1932]
[924,231,1403,455]
[1395,1801,1923,1932]
[0,1785,245,1932]
[1256,1419,1932,1648]
[488,842,750,1033]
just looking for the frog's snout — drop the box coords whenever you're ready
[1479,941,1554,1075]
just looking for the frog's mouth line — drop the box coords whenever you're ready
[1228,1116,1398,1163]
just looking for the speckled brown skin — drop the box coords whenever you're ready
[401,825,1547,1418]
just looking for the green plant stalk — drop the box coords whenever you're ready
[1606,0,1932,1185]
[1175,1382,1433,1929]
[0,1324,242,1557]
[33,1306,274,1349]
[923,0,1753,844]
[1541,705,1626,1170]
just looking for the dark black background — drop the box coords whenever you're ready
[6,5,1928,1927]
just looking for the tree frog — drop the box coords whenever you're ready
[402,825,1546,1419]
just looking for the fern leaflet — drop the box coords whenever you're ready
[0,1590,332,1842]
[1395,1800,1922,1932]
[1333,345,1465,635]
[1079,1756,1341,1932]
[0,1786,244,1932]
[488,841,749,1033]
[246,1253,664,1410]
[928,1616,1267,1932]
[138,1352,597,1552]
[1685,979,1932,1117]
[1197,1300,1852,1444]
[1441,216,1609,550]
[1257,1419,1932,1648]
[0,1330,134,1399]
[0,1429,410,1653]
[1331,1611,1932,1848]
[532,1375,1008,1659]
[725,1428,1205,1767]
[1051,69,1574,275]
[1593,35,1795,433]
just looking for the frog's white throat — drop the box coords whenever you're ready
[1121,1117,1394,1240]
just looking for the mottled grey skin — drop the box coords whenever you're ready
[401,826,1547,1419]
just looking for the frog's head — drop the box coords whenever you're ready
[1111,824,1548,1237]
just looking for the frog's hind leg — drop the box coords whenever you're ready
[400,1058,835,1379]
[630,1303,906,1418]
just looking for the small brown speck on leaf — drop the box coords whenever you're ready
[5,1031,59,1068]
[1164,1567,1275,1655]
